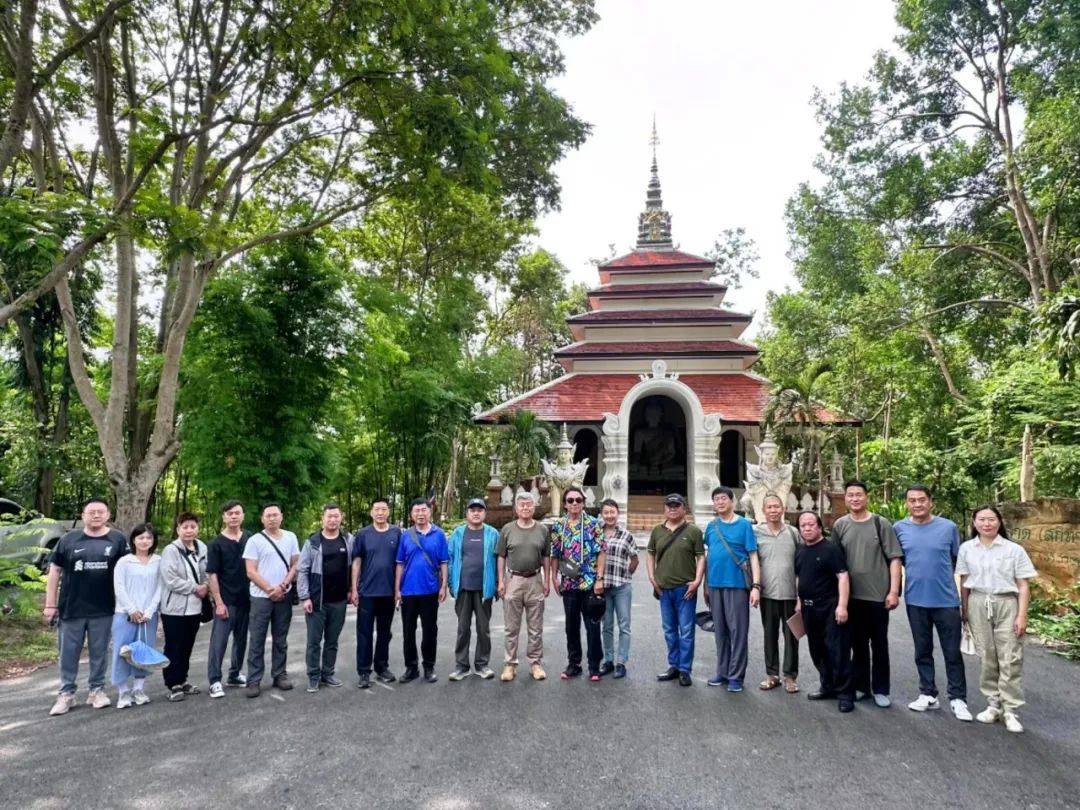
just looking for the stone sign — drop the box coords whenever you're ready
[1000,498,1080,588]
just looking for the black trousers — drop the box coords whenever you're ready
[401,594,439,671]
[356,595,395,675]
[907,604,967,700]
[850,598,891,696]
[760,597,799,678]
[803,598,853,699]
[562,590,603,674]
[161,614,202,689]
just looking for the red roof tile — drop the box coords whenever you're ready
[554,340,758,357]
[589,281,725,296]
[567,308,752,324]
[476,373,859,424]
[601,250,715,269]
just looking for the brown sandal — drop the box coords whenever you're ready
[759,676,780,690]
[784,678,799,693]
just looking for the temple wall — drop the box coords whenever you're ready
[596,296,724,311]
[581,324,741,341]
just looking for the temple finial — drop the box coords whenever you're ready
[636,116,673,250]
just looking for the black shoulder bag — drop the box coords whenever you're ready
[258,531,300,605]
[177,542,213,623]
[652,523,690,600]
[711,519,753,590]
[409,528,443,589]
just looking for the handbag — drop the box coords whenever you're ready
[178,542,213,623]
[259,531,300,605]
[960,622,977,656]
[119,621,170,670]
[652,523,690,600]
[711,519,753,589]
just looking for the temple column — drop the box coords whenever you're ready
[600,413,628,516]
[690,413,722,527]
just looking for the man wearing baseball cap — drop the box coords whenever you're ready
[446,498,501,681]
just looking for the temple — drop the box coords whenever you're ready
[478,125,855,531]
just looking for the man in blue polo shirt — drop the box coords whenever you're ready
[894,484,971,721]
[394,499,448,683]
[703,486,761,693]
[350,498,401,689]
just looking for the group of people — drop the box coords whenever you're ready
[43,481,1037,733]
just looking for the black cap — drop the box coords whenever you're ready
[663,493,686,506]
[466,498,487,510]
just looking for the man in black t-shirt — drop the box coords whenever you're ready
[43,498,127,716]
[350,498,402,688]
[297,503,353,691]
[793,511,855,712]
[206,500,252,697]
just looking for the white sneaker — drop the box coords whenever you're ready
[116,692,133,709]
[855,690,868,701]
[476,667,495,680]
[908,694,940,712]
[873,693,892,708]
[209,682,225,699]
[448,669,470,682]
[1003,712,1024,733]
[49,693,76,716]
[950,699,973,721]
[977,705,1002,724]
[86,689,111,709]
[133,689,150,705]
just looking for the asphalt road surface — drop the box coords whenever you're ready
[2,586,1078,810]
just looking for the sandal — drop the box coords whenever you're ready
[759,676,780,690]
[784,678,799,694]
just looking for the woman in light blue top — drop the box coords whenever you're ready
[111,523,162,708]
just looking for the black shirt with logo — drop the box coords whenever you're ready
[206,531,251,606]
[50,529,128,620]
[794,540,848,603]
[321,535,350,603]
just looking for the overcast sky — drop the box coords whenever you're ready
[535,0,899,335]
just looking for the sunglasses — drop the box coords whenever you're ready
[565,497,584,504]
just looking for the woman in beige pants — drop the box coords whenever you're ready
[956,506,1037,734]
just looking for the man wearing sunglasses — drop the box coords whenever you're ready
[550,487,607,682]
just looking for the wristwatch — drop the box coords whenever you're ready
[751,583,762,590]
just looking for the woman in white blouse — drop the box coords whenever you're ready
[956,505,1038,734]
[111,523,163,708]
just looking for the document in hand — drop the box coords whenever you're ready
[786,610,806,640]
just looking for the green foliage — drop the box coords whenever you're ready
[498,410,555,486]
[1029,585,1080,661]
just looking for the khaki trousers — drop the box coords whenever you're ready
[967,591,1025,711]
[503,574,545,666]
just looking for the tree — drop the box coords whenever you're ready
[498,410,555,487]
[762,360,834,493]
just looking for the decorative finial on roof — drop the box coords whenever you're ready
[637,115,673,250]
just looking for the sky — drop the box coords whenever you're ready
[535,0,899,335]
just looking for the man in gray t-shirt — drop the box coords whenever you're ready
[753,495,801,690]
[448,499,499,682]
[495,492,551,682]
[831,481,903,706]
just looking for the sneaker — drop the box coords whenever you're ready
[873,693,892,708]
[726,680,744,693]
[321,675,343,687]
[707,675,728,688]
[226,674,247,687]
[374,669,397,684]
[950,699,973,722]
[448,669,470,682]
[530,664,547,681]
[560,665,582,680]
[976,705,1002,724]
[656,667,680,682]
[1003,712,1024,733]
[49,693,76,716]
[306,677,320,693]
[399,668,420,684]
[855,690,869,701]
[246,683,261,699]
[613,664,627,679]
[273,676,293,691]
[500,665,517,682]
[357,673,371,689]
[180,683,201,695]
[168,686,187,702]
[423,669,438,684]
[599,662,615,677]
[678,671,693,687]
[589,673,601,682]
[209,682,225,699]
[133,689,150,705]
[908,694,940,712]
[477,667,496,680]
[116,692,133,709]
[87,689,111,709]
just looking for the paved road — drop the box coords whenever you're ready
[2,587,1078,809]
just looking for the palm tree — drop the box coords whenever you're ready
[762,360,835,490]
[498,410,555,487]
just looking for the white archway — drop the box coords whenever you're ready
[600,360,722,528]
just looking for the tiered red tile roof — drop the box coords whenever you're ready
[589,281,724,296]
[601,249,714,269]
[554,340,758,357]
[567,308,752,324]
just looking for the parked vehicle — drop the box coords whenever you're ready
[0,499,80,572]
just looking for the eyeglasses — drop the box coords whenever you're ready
[565,497,584,504]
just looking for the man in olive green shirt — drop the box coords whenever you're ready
[495,492,551,682]
[646,494,705,687]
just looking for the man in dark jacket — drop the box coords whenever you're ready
[298,503,353,692]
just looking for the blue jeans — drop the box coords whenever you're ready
[906,604,966,700]
[602,584,632,665]
[110,613,160,686]
[659,584,696,673]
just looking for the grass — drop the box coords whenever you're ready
[1029,584,1080,661]
[0,589,56,678]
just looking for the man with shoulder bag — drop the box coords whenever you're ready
[752,493,801,693]
[394,499,449,684]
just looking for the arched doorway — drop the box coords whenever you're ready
[719,429,745,488]
[572,429,599,486]
[628,395,687,496]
